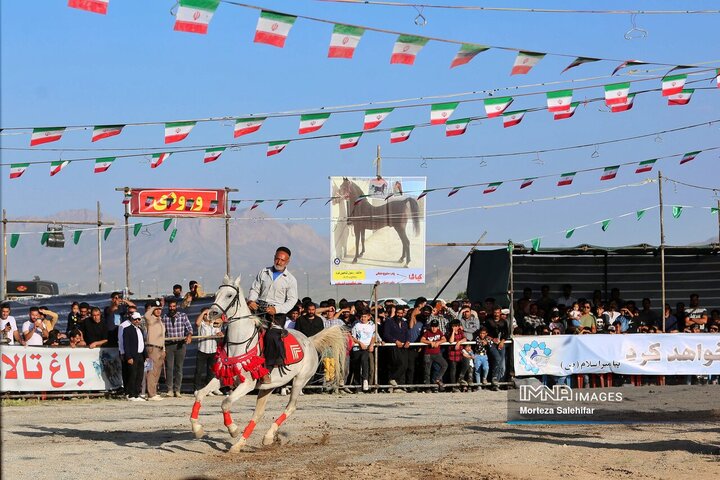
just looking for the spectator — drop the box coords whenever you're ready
[66,302,81,334]
[428,300,452,333]
[68,328,86,348]
[556,284,577,308]
[684,294,708,331]
[591,290,604,309]
[613,307,636,333]
[406,304,426,386]
[284,308,300,329]
[123,312,146,401]
[663,304,679,332]
[169,284,184,303]
[118,313,133,394]
[21,307,48,346]
[486,307,509,390]
[472,327,491,385]
[0,303,19,345]
[182,280,205,309]
[81,307,109,349]
[420,319,447,390]
[295,302,324,338]
[459,307,480,340]
[144,300,166,401]
[381,304,410,392]
[162,299,193,397]
[536,285,556,321]
[548,309,565,334]
[594,303,607,331]
[350,309,375,392]
[104,291,135,347]
[522,303,545,334]
[446,319,469,390]
[194,308,223,395]
[609,288,625,310]
[637,298,661,329]
[578,301,598,333]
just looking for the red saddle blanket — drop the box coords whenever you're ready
[280,332,305,365]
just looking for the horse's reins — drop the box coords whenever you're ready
[211,284,266,353]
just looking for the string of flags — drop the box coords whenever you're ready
[67,0,717,78]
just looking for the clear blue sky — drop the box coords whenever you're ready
[2,1,719,249]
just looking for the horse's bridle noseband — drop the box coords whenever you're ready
[210,284,265,351]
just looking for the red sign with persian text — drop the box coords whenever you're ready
[129,188,227,217]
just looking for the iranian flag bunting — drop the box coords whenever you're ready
[94,157,115,173]
[502,110,526,128]
[122,193,131,204]
[68,0,108,15]
[716,68,720,88]
[9,163,29,179]
[210,200,218,210]
[50,160,70,177]
[31,127,65,146]
[229,200,240,211]
[339,132,362,149]
[417,189,435,200]
[635,159,656,173]
[680,150,701,165]
[557,172,576,187]
[174,0,219,35]
[661,74,687,96]
[553,102,579,120]
[353,195,368,206]
[605,83,631,106]
[430,102,459,125]
[600,165,620,181]
[299,199,309,207]
[390,35,429,65]
[668,89,694,105]
[234,117,265,137]
[328,24,365,59]
[298,113,330,134]
[92,125,123,142]
[254,11,296,48]
[363,108,393,130]
[546,90,573,113]
[165,121,196,144]
[450,43,489,68]
[483,182,502,194]
[448,186,461,197]
[185,198,195,210]
[267,141,289,156]
[561,56,600,73]
[250,200,264,210]
[610,93,635,113]
[390,126,414,143]
[484,97,513,118]
[511,51,545,75]
[151,152,171,168]
[612,60,647,76]
[445,118,470,136]
[203,147,225,163]
[520,178,536,189]
[275,199,287,209]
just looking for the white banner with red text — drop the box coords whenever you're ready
[514,334,720,376]
[0,345,123,392]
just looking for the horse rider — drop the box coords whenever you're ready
[247,246,299,383]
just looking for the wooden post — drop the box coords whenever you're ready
[375,145,381,177]
[225,187,231,277]
[97,201,103,292]
[124,189,131,294]
[658,171,666,332]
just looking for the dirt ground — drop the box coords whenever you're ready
[2,387,719,480]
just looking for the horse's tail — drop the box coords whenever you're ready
[406,197,420,236]
[311,325,349,386]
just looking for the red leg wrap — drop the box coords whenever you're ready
[190,401,201,420]
[242,420,257,439]
[275,413,287,426]
[223,411,233,426]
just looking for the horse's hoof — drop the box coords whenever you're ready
[229,440,245,453]
[352,258,358,264]
[262,433,276,446]
[193,427,205,439]
[228,424,240,438]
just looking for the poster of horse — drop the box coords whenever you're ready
[330,176,426,285]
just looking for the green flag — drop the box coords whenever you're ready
[565,229,575,239]
[169,228,178,243]
[712,207,719,215]
[601,219,611,231]
[73,230,82,245]
[531,237,541,252]
[41,232,49,245]
[104,227,112,241]
[506,241,514,253]
[163,219,172,231]
[10,233,19,248]
[133,223,142,237]
[636,209,646,221]
[672,206,683,218]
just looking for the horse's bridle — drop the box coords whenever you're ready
[211,284,264,352]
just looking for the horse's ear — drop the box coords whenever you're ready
[234,275,242,287]
[343,176,348,181]
[223,274,231,285]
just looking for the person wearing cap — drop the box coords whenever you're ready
[123,312,146,401]
[144,300,166,401]
[420,319,447,390]
[548,309,565,334]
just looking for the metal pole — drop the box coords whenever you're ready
[225,187,231,277]
[372,281,379,388]
[658,171,666,332]
[375,145,381,177]
[508,241,514,339]
[124,188,131,294]
[717,199,720,244]
[1,209,7,301]
[97,201,103,293]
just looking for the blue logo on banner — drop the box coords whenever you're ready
[519,341,553,375]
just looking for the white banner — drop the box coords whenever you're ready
[514,334,720,376]
[0,345,123,392]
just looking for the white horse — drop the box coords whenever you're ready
[190,275,348,453]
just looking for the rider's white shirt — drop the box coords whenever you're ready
[247,267,298,315]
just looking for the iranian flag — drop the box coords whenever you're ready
[611,60,647,76]
[546,90,573,113]
[92,125,123,142]
[276,200,287,209]
[511,51,545,75]
[554,102,579,120]
[520,178,536,189]
[635,159,656,173]
[503,110,526,128]
[661,74,687,96]
[557,172,576,187]
[445,118,470,137]
[50,160,70,177]
[151,153,171,168]
[561,56,600,74]
[250,200,264,210]
[203,147,225,163]
[417,189,435,200]
[483,182,502,194]
[165,121,196,144]
[174,0,219,35]
[328,24,365,59]
[430,102,459,125]
[610,94,635,113]
[363,108,393,130]
[390,35,429,65]
[680,150,701,165]
[229,200,240,212]
[254,11,296,48]
[600,165,619,181]
[447,186,461,197]
[668,89,694,105]
[68,0,109,15]
[450,43,489,68]
[484,97,513,118]
[31,127,65,146]
[390,126,414,143]
[267,141,289,156]
[9,163,29,179]
[298,113,330,134]
[94,157,115,173]
[234,117,265,137]
[604,82,631,106]
[339,132,362,149]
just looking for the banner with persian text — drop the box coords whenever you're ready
[0,346,122,392]
[129,188,227,217]
[330,176,426,285]
[514,334,720,376]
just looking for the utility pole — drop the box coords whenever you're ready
[97,201,103,292]
[658,171,666,332]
